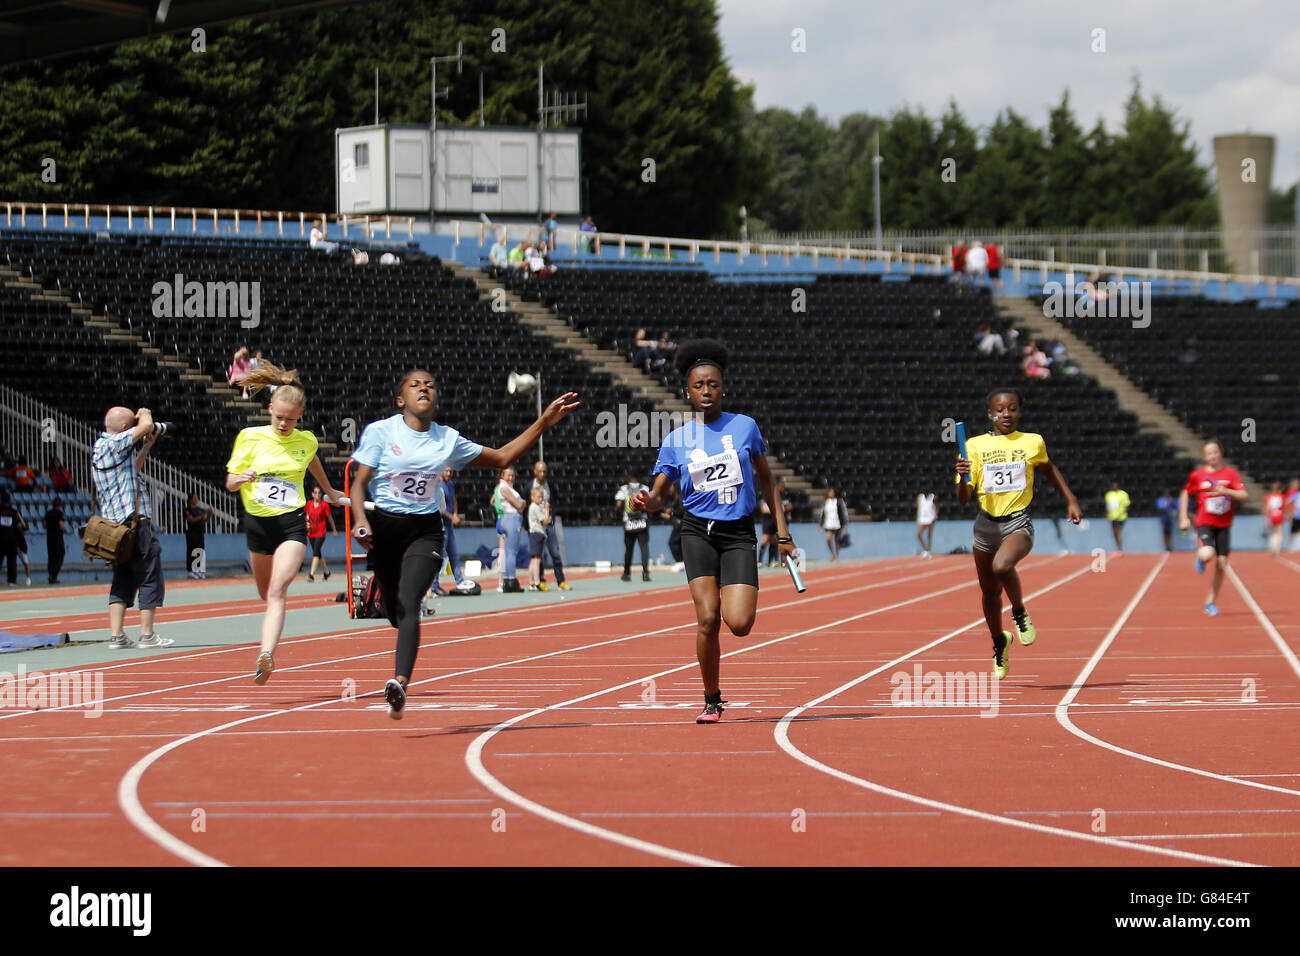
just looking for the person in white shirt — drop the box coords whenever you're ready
[615,472,651,581]
[489,234,509,274]
[495,468,526,592]
[309,218,338,254]
[965,240,989,286]
[526,486,549,590]
[818,487,847,560]
[916,487,939,557]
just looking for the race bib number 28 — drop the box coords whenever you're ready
[982,461,1027,495]
[391,471,441,505]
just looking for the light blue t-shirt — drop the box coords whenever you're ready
[352,414,483,515]
[653,412,767,521]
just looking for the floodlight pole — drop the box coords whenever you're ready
[872,129,883,252]
[429,42,463,225]
[536,369,544,463]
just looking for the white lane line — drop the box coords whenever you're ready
[1228,565,1300,681]
[117,562,938,867]
[2,559,947,707]
[1055,555,1300,801]
[1,595,709,722]
[462,557,1067,868]
[776,557,1260,866]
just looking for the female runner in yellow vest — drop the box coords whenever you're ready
[226,362,342,684]
[955,388,1082,679]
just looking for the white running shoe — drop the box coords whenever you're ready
[254,650,274,685]
[136,633,174,648]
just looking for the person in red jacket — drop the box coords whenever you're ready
[48,457,75,493]
[986,241,1003,293]
[304,484,338,581]
[951,242,968,295]
[1178,439,1248,616]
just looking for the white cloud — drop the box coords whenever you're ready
[718,0,1300,195]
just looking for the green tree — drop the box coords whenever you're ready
[0,0,762,236]
[968,108,1046,226]
[1109,78,1215,226]
[1042,90,1092,225]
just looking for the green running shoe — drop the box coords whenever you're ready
[1012,608,1036,646]
[993,630,1013,681]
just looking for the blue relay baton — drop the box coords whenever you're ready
[955,422,971,484]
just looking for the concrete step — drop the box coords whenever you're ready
[996,294,1266,507]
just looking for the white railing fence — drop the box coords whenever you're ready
[744,225,1300,278]
[0,383,239,534]
[0,200,417,241]
[450,220,1300,295]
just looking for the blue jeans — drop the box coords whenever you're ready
[537,521,566,583]
[440,515,463,584]
[500,513,522,579]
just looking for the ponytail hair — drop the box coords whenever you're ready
[244,360,306,407]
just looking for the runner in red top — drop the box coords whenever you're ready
[952,243,967,295]
[1264,481,1286,556]
[304,484,338,581]
[1177,439,1248,616]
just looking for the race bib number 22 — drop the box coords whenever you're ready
[689,450,743,495]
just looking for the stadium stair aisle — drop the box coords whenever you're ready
[996,294,1251,486]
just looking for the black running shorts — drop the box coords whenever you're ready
[1196,524,1231,557]
[680,513,759,588]
[245,508,308,555]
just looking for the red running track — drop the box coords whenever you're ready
[2,553,1298,866]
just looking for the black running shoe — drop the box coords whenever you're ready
[384,678,406,720]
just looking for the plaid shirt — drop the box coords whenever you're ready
[91,430,152,522]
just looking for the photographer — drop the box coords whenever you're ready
[90,406,173,649]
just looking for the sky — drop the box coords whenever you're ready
[716,0,1300,193]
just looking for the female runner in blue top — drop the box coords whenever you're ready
[631,340,796,723]
[350,369,578,718]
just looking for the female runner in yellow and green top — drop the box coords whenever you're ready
[954,388,1081,679]
[225,362,342,684]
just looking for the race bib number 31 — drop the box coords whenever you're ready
[254,478,302,509]
[391,471,441,505]
[982,461,1027,495]
[688,450,744,495]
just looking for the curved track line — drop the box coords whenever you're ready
[119,558,1026,866]
[775,559,1258,866]
[1056,555,1300,800]
[118,582,868,866]
[462,561,1063,867]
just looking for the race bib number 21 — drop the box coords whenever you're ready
[254,478,302,508]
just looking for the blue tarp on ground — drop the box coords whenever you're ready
[0,630,69,653]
